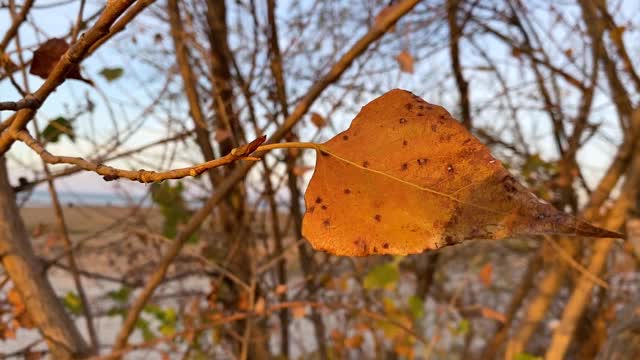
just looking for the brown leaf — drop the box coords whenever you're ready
[310,112,327,128]
[29,38,92,84]
[396,50,414,73]
[302,89,622,256]
[479,263,493,287]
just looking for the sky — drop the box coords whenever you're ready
[1,0,637,205]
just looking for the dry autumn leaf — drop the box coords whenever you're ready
[302,89,622,256]
[29,38,92,85]
[396,50,414,73]
[479,263,493,287]
[480,307,506,323]
[310,112,327,128]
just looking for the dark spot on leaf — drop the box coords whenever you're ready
[363,161,369,168]
[417,158,428,165]
[315,197,323,204]
[374,214,381,222]
[322,218,331,227]
[426,105,434,110]
[405,103,413,111]
[444,235,456,245]
[431,124,437,132]
[536,213,545,220]
[502,175,517,193]
[382,243,389,249]
[399,117,407,124]
[321,205,328,210]
[344,188,351,194]
[439,114,446,120]
[447,164,454,173]
[342,135,349,141]
[418,105,424,110]
[417,113,424,116]
[401,163,409,171]
[373,246,378,253]
[353,238,368,254]
[403,140,408,146]
[308,206,315,213]
[320,150,329,157]
[463,138,471,145]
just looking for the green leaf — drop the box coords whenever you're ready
[363,261,399,290]
[151,182,194,239]
[99,67,124,82]
[108,286,132,303]
[454,319,470,335]
[514,353,542,360]
[407,295,424,319]
[62,291,82,315]
[42,116,74,143]
[135,318,155,341]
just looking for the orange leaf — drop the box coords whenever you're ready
[292,305,306,319]
[275,284,287,295]
[480,307,506,323]
[396,50,414,73]
[345,334,364,348]
[479,263,493,287]
[301,89,621,256]
[253,297,266,315]
[310,112,327,128]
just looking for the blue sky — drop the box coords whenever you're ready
[1,0,637,204]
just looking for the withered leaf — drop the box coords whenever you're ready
[310,112,327,128]
[396,50,414,74]
[30,38,92,85]
[302,89,622,256]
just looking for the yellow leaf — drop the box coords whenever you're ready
[302,89,621,256]
[396,50,414,73]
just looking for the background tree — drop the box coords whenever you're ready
[0,0,638,359]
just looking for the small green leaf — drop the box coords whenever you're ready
[453,319,470,335]
[363,261,399,290]
[108,286,132,303]
[99,67,124,82]
[407,295,424,319]
[151,182,194,239]
[42,116,74,143]
[62,291,82,315]
[514,353,542,360]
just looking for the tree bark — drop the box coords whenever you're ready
[0,158,90,359]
